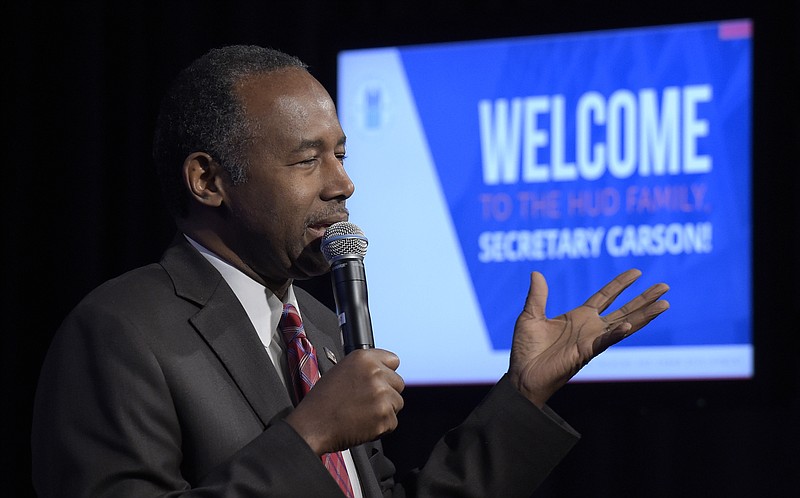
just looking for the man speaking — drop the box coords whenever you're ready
[31,45,669,497]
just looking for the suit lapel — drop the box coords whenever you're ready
[161,238,385,495]
[191,291,294,427]
[302,316,341,375]
[161,237,293,428]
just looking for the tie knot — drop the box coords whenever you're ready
[279,303,305,343]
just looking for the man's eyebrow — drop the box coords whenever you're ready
[292,135,347,152]
[294,139,323,152]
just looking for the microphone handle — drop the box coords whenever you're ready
[330,257,375,354]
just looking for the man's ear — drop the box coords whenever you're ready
[182,152,226,208]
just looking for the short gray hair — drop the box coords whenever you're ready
[152,45,307,218]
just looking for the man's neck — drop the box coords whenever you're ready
[182,230,292,299]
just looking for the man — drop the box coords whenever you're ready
[31,45,669,497]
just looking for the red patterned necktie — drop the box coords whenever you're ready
[279,303,355,498]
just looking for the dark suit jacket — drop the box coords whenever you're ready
[32,237,579,497]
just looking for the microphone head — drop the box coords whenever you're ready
[321,221,368,263]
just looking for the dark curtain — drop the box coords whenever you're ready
[6,1,799,496]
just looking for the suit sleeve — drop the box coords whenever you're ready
[293,287,579,497]
[396,375,580,498]
[31,301,344,498]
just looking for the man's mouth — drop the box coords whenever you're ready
[306,223,331,238]
[306,213,349,238]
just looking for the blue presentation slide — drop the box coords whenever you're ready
[337,19,753,384]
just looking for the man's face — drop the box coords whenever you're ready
[222,68,354,289]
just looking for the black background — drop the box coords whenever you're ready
[5,1,799,496]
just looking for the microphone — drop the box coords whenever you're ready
[320,221,375,354]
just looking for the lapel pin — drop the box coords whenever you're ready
[323,347,338,365]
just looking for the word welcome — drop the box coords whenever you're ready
[478,85,713,185]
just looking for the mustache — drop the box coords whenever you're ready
[306,204,349,227]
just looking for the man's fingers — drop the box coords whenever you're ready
[583,268,643,312]
[604,282,670,327]
[522,271,549,320]
[375,348,400,371]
